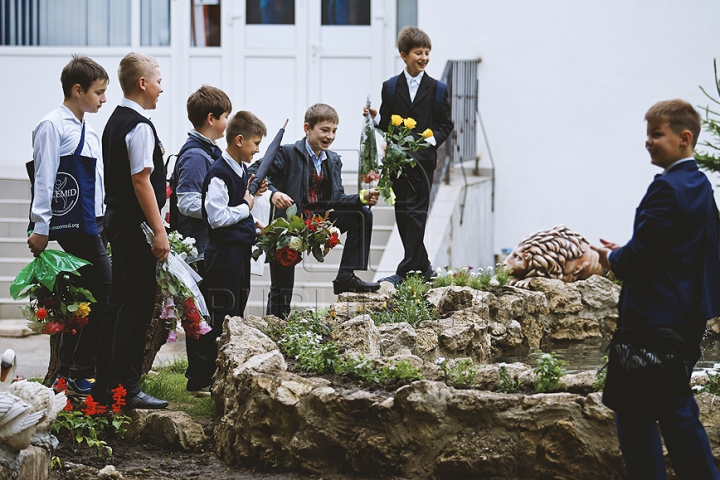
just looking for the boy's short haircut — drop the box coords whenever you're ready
[646,99,702,147]
[304,103,339,129]
[397,26,432,54]
[118,52,159,95]
[61,54,109,98]
[226,111,267,144]
[187,85,232,128]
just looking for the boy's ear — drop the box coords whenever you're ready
[680,130,693,149]
[400,51,408,62]
[206,112,215,126]
[233,134,244,147]
[71,83,83,98]
[303,123,311,135]
[137,76,147,92]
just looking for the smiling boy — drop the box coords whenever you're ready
[249,103,380,317]
[593,100,720,478]
[29,55,111,398]
[366,26,453,286]
[99,52,169,409]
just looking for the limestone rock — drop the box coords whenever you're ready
[337,291,390,304]
[377,322,417,356]
[707,317,720,336]
[331,301,385,322]
[527,277,583,314]
[426,286,475,316]
[0,444,50,480]
[331,314,381,356]
[414,327,439,359]
[575,275,620,309]
[126,410,207,451]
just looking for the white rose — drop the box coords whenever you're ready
[288,236,303,251]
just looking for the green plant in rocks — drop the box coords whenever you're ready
[533,351,567,393]
[372,273,433,328]
[496,365,521,393]
[437,357,477,388]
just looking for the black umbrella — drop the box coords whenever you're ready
[248,119,288,195]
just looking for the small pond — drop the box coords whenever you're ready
[494,335,720,374]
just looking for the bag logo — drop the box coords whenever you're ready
[51,172,79,216]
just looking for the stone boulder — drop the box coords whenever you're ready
[126,410,207,451]
[426,286,475,316]
[377,322,417,356]
[331,314,381,356]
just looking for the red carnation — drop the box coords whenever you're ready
[275,246,302,267]
[36,308,47,320]
[304,217,319,233]
[42,322,64,335]
[327,232,339,249]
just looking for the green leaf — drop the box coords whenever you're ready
[286,204,298,219]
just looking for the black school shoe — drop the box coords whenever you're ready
[333,274,381,295]
[126,391,169,409]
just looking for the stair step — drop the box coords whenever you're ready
[0,199,31,218]
[0,218,30,237]
[0,178,31,201]
[0,298,23,320]
[0,258,32,277]
[0,238,61,258]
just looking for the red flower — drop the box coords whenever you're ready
[54,377,68,393]
[327,232,339,248]
[81,395,100,416]
[42,322,64,335]
[275,246,302,267]
[43,297,59,309]
[111,384,127,413]
[63,398,73,412]
[36,308,47,320]
[304,216,322,233]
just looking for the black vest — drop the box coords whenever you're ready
[102,106,166,221]
[202,157,256,245]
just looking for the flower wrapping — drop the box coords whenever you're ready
[252,204,341,266]
[10,250,95,335]
[359,96,381,191]
[142,224,211,340]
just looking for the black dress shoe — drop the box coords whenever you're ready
[423,265,438,282]
[378,274,403,287]
[126,391,169,409]
[333,274,381,295]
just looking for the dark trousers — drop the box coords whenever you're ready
[267,206,372,317]
[393,165,434,276]
[616,394,720,479]
[56,217,111,379]
[195,242,251,389]
[93,212,157,401]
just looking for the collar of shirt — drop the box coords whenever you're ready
[404,69,425,87]
[304,139,327,175]
[189,129,217,146]
[120,97,151,119]
[663,157,695,175]
[58,104,83,125]
[222,150,246,178]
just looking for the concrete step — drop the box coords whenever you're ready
[312,243,386,266]
[0,199,31,218]
[0,178,31,201]
[0,238,39,258]
[0,218,30,237]
[0,298,23,320]
[0,257,32,277]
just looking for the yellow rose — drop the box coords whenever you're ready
[390,115,403,126]
[403,117,417,130]
[75,302,91,318]
[422,128,433,139]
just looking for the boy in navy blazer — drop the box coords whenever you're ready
[366,26,453,286]
[594,99,720,479]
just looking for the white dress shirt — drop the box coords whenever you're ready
[30,104,104,236]
[204,151,253,229]
[404,69,424,102]
[305,139,327,175]
[663,157,695,175]
[120,98,156,175]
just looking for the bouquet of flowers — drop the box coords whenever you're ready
[142,224,211,342]
[359,96,381,191]
[10,250,96,335]
[376,115,434,205]
[167,230,199,262]
[252,204,341,267]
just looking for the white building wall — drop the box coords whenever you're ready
[420,0,720,255]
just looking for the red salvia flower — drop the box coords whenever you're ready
[111,384,127,413]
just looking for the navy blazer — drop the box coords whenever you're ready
[609,160,720,346]
[378,72,453,171]
[247,138,362,220]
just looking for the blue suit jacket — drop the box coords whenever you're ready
[609,160,720,349]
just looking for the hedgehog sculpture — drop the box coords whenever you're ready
[504,225,604,285]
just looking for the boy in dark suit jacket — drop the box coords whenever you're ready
[593,99,720,479]
[366,26,453,286]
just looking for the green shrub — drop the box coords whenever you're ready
[273,309,339,374]
[533,351,567,393]
[437,357,477,388]
[496,365,521,393]
[593,356,608,392]
[372,273,433,328]
[698,370,720,395]
[341,354,422,385]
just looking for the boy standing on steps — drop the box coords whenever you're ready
[170,85,231,396]
[249,103,380,318]
[28,55,111,397]
[99,52,169,409]
[366,26,453,286]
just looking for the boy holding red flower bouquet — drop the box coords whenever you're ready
[248,103,380,318]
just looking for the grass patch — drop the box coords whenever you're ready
[140,358,215,418]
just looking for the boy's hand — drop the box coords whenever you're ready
[244,190,255,210]
[599,238,621,251]
[256,178,269,196]
[255,220,266,231]
[364,189,380,206]
[271,192,294,209]
[363,107,378,118]
[27,233,49,257]
[152,229,170,262]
